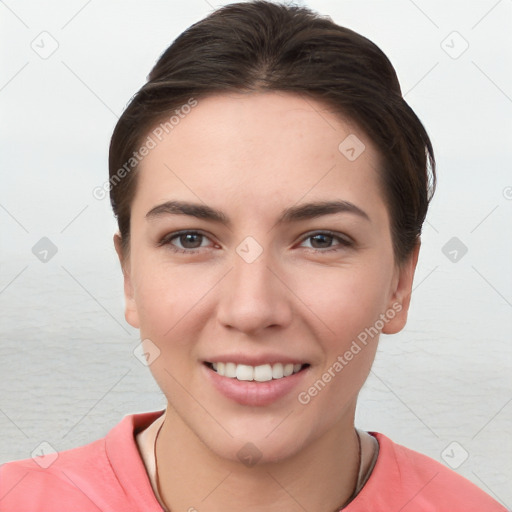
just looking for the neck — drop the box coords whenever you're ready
[154,405,362,512]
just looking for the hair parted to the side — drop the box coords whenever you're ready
[109,0,436,264]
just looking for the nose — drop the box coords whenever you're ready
[216,247,293,336]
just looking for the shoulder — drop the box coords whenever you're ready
[352,432,507,511]
[0,410,164,512]
[0,436,110,511]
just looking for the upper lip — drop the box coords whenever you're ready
[203,353,309,366]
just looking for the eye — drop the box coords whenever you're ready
[158,230,215,253]
[299,231,353,252]
[158,230,353,255]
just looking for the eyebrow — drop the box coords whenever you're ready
[145,199,370,226]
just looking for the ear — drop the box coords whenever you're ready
[114,233,140,329]
[382,241,420,335]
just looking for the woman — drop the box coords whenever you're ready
[0,1,506,510]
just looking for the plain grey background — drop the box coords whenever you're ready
[1,0,511,507]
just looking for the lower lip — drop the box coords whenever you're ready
[202,364,309,406]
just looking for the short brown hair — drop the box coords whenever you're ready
[109,0,435,263]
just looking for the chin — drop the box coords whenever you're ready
[195,409,322,467]
[214,431,310,467]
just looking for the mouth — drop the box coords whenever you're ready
[204,361,310,382]
[203,359,311,406]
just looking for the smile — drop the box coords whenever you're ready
[206,362,309,382]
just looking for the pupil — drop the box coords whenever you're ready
[182,234,201,248]
[312,234,331,248]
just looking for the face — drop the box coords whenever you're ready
[115,91,418,464]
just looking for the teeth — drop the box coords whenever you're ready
[254,364,272,382]
[272,363,284,379]
[236,364,253,381]
[283,363,294,377]
[211,362,305,381]
[225,362,237,378]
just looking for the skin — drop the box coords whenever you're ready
[114,91,419,511]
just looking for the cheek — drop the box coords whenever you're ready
[133,265,210,387]
[296,261,393,344]
[293,267,387,421]
[132,260,211,340]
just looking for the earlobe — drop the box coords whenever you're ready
[382,241,421,335]
[113,233,140,329]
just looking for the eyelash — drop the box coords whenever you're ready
[158,230,354,254]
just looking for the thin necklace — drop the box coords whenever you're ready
[153,425,363,512]
[337,429,362,510]
[153,420,168,512]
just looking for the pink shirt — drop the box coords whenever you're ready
[0,410,506,511]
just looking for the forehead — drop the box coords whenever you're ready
[133,91,387,224]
